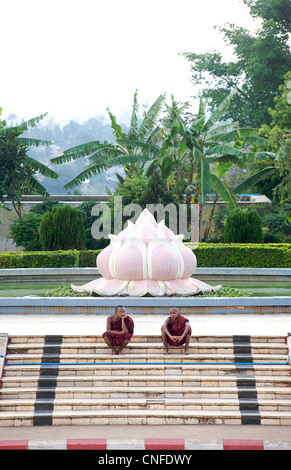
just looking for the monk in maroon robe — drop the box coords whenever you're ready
[103,305,134,355]
[161,307,191,355]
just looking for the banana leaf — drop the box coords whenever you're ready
[10,113,48,133]
[116,139,160,154]
[138,94,165,139]
[18,137,54,148]
[210,173,236,210]
[233,167,278,194]
[51,141,113,164]
[206,121,239,139]
[142,159,157,176]
[199,158,211,204]
[204,88,237,132]
[25,156,59,178]
[128,89,139,139]
[27,176,50,196]
[206,144,242,157]
[106,109,127,140]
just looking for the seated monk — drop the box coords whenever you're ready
[161,307,191,355]
[102,305,134,355]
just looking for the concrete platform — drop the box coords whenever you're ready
[0,312,291,336]
[0,424,291,450]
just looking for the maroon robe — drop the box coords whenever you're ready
[165,314,191,346]
[103,316,134,346]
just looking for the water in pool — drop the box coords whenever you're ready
[0,281,290,297]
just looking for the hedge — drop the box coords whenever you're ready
[0,250,81,269]
[0,244,290,269]
[195,243,291,268]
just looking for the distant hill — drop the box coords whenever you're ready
[8,114,129,195]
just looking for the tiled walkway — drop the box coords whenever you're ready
[0,313,290,336]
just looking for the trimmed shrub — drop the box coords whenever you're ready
[0,250,79,268]
[78,249,102,267]
[39,205,86,251]
[0,244,289,269]
[195,243,291,268]
[224,208,263,243]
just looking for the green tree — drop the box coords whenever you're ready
[182,0,290,126]
[139,169,179,206]
[224,208,263,243]
[9,213,43,251]
[78,201,109,250]
[261,212,291,243]
[246,71,291,204]
[158,90,276,238]
[243,0,291,35]
[0,113,58,217]
[142,96,190,198]
[39,205,86,251]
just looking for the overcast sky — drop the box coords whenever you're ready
[1,0,259,125]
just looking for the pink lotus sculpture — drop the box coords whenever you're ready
[72,209,221,297]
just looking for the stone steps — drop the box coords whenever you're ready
[2,396,291,411]
[2,384,291,399]
[0,334,290,426]
[3,364,289,377]
[2,373,291,388]
[1,408,291,427]
[4,354,287,365]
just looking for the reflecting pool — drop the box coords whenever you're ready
[0,281,290,297]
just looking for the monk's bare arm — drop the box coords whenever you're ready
[106,317,124,335]
[178,322,191,340]
[121,316,128,333]
[161,319,173,340]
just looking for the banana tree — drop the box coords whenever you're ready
[142,96,190,194]
[50,91,165,190]
[162,90,277,235]
[0,113,58,217]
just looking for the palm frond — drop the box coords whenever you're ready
[87,146,124,162]
[233,167,278,194]
[138,94,165,139]
[213,154,247,170]
[116,138,160,155]
[211,173,236,210]
[11,113,48,133]
[106,108,127,140]
[102,153,150,168]
[64,154,150,189]
[242,135,268,145]
[209,127,259,143]
[204,88,237,131]
[50,141,113,164]
[146,125,161,145]
[199,158,211,204]
[196,97,206,122]
[128,89,139,139]
[206,121,239,139]
[142,159,157,176]
[24,156,59,179]
[206,144,242,157]
[188,116,206,136]
[26,176,50,196]
[240,151,275,162]
[18,137,54,148]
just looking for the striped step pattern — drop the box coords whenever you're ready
[0,334,290,426]
[1,437,291,450]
